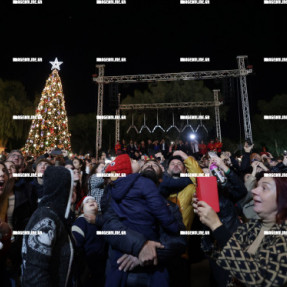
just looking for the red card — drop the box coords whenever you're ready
[196,176,220,212]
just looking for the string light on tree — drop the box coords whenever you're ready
[24,58,71,155]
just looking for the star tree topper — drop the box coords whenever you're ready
[50,57,63,70]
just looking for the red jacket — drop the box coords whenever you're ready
[115,143,121,153]
[207,143,216,151]
[199,143,207,155]
[215,141,223,153]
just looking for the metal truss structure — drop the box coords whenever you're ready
[114,90,222,143]
[237,56,253,142]
[93,56,252,158]
[213,89,222,142]
[95,70,249,84]
[119,101,221,110]
[115,93,121,145]
[95,65,105,155]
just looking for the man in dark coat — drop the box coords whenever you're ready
[21,166,74,287]
[102,157,185,287]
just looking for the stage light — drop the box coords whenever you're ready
[189,133,196,140]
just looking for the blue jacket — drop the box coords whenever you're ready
[109,173,179,240]
[72,215,106,258]
[72,215,106,285]
[159,175,193,198]
[105,174,180,287]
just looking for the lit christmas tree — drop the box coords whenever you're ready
[24,58,71,155]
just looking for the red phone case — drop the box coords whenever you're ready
[196,176,220,212]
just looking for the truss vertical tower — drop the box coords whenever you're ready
[213,89,222,142]
[95,65,105,157]
[237,56,253,142]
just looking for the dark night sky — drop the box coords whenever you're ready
[1,0,287,121]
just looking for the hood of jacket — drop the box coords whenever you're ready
[109,173,141,201]
[39,166,74,220]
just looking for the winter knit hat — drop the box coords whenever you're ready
[75,195,96,212]
[82,196,95,205]
[105,154,132,175]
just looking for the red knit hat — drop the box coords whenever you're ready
[105,154,132,175]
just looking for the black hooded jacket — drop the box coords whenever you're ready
[21,166,74,287]
[201,169,247,253]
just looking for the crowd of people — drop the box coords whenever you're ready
[0,138,287,287]
[114,138,223,160]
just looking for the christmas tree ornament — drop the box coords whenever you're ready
[49,57,63,70]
